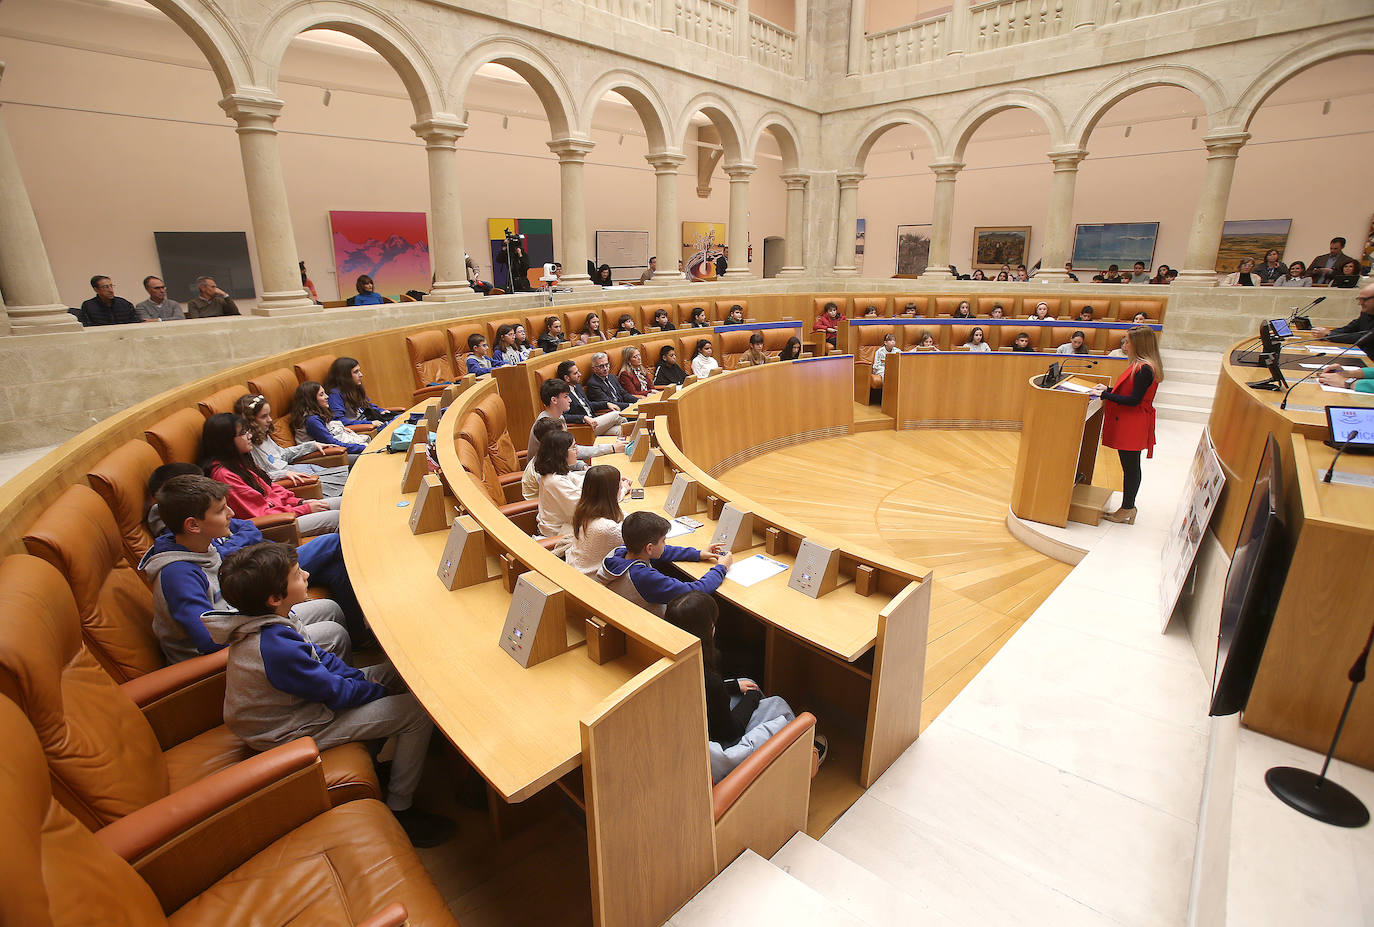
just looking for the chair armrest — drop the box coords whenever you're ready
[712,713,815,869]
[853,361,873,402]
[804,332,830,357]
[498,498,539,520]
[355,903,410,927]
[96,738,330,913]
[295,450,347,468]
[498,471,524,487]
[536,536,561,552]
[120,651,229,749]
[500,476,525,504]
[516,448,528,465]
[713,712,816,821]
[253,513,301,546]
[282,477,322,500]
[411,385,449,401]
[568,423,595,446]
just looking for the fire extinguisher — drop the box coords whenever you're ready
[747,243,753,263]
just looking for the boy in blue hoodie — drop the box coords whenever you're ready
[596,511,732,616]
[140,474,350,664]
[208,541,454,847]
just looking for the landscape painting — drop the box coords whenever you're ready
[973,226,1031,271]
[329,210,431,300]
[896,224,931,276]
[1215,219,1292,273]
[1071,222,1159,270]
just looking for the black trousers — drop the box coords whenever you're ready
[1118,449,1142,509]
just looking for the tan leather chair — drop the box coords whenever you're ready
[851,324,895,400]
[0,695,453,926]
[292,353,337,386]
[472,392,525,476]
[483,314,525,345]
[453,424,539,528]
[195,384,248,419]
[976,296,1015,318]
[1004,326,1045,352]
[404,330,455,401]
[1067,298,1103,322]
[1119,297,1164,323]
[892,295,929,317]
[605,305,642,335]
[811,296,849,319]
[948,323,981,350]
[900,325,938,350]
[712,299,749,323]
[444,322,485,374]
[678,299,712,327]
[144,407,206,464]
[851,296,890,318]
[640,302,675,330]
[716,329,756,369]
[1022,296,1062,319]
[1099,325,1133,355]
[87,439,164,569]
[712,712,817,868]
[563,306,602,340]
[934,296,974,317]
[0,555,380,828]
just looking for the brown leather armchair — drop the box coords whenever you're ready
[195,383,249,419]
[472,391,526,476]
[404,330,456,401]
[712,712,817,869]
[87,438,165,568]
[0,696,454,927]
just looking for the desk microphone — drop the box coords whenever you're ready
[1324,430,1360,483]
[1041,358,1099,387]
[1289,295,1325,331]
[1279,331,1374,410]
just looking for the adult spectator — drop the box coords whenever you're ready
[300,261,319,302]
[346,274,391,306]
[1129,261,1151,283]
[525,380,624,461]
[1149,264,1172,285]
[585,351,638,413]
[970,269,987,281]
[637,257,657,285]
[1318,364,1374,394]
[1308,237,1359,286]
[536,315,566,354]
[465,253,492,295]
[715,246,729,277]
[1221,258,1258,286]
[81,275,139,325]
[1310,282,1374,344]
[1256,250,1286,286]
[594,265,614,287]
[1275,261,1311,287]
[496,239,531,291]
[1332,259,1363,288]
[559,359,626,435]
[186,275,241,318]
[135,275,185,321]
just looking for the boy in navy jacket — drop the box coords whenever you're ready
[597,511,732,616]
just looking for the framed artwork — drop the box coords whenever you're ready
[486,218,554,289]
[896,224,932,276]
[1215,219,1292,273]
[682,221,726,280]
[595,230,651,282]
[1071,222,1159,270]
[329,210,431,300]
[972,226,1031,271]
[153,231,255,301]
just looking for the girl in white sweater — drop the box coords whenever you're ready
[535,431,586,553]
[564,465,630,576]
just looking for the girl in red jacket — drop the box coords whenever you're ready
[199,413,340,536]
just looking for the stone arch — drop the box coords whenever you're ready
[578,70,672,153]
[449,37,577,140]
[1231,31,1374,130]
[674,92,747,164]
[1068,64,1227,150]
[949,90,1067,160]
[143,0,253,96]
[253,0,446,119]
[747,111,803,173]
[848,109,942,172]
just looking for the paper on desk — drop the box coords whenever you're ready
[726,554,789,587]
[1055,381,1094,394]
[1298,363,1330,369]
[666,519,695,538]
[1305,346,1346,355]
[1320,383,1360,394]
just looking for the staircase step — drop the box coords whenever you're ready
[1155,402,1212,424]
[1155,380,1217,400]
[772,832,951,926]
[667,849,870,927]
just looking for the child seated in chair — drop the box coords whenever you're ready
[871,331,900,382]
[597,511,731,617]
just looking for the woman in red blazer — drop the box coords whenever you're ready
[1090,327,1163,525]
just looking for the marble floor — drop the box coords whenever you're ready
[0,445,55,488]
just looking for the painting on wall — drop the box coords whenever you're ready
[328,211,431,300]
[896,224,931,276]
[682,221,726,280]
[153,231,255,301]
[1214,219,1292,273]
[855,218,866,274]
[1071,222,1160,270]
[972,226,1031,271]
[487,218,554,290]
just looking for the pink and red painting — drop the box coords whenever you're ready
[328,210,431,300]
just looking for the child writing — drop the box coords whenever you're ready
[597,511,732,616]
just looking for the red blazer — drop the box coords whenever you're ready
[208,462,312,517]
[618,365,651,397]
[1101,364,1159,457]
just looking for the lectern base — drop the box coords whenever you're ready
[1068,484,1114,526]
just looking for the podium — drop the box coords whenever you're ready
[1011,373,1114,527]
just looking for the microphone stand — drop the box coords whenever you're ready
[1288,295,1326,331]
[1324,430,1360,483]
[1040,358,1099,388]
[1265,617,1373,828]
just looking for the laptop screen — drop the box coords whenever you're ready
[1267,318,1293,339]
[1326,406,1374,447]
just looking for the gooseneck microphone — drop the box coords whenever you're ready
[1289,295,1325,330]
[1040,358,1099,387]
[1279,339,1367,410]
[1324,430,1360,484]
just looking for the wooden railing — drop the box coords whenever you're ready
[970,0,1068,51]
[749,14,798,75]
[864,16,946,73]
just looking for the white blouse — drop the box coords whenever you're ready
[692,354,720,379]
[537,470,587,544]
[564,517,623,576]
[963,341,992,353]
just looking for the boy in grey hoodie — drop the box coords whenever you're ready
[208,541,454,848]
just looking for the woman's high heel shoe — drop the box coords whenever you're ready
[1103,507,1137,524]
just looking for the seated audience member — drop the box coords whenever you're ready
[899,301,919,317]
[814,301,844,346]
[742,332,769,367]
[326,356,398,428]
[1275,261,1311,287]
[597,511,731,616]
[691,339,720,379]
[637,257,658,285]
[300,262,320,302]
[1029,301,1052,320]
[578,313,610,344]
[653,344,688,386]
[564,465,629,576]
[1094,264,1123,283]
[1010,332,1034,352]
[595,264,615,286]
[688,306,710,328]
[1256,249,1286,285]
[346,274,392,306]
[618,346,653,396]
[465,253,493,295]
[1149,264,1172,285]
[559,359,627,435]
[1131,311,1150,323]
[526,379,625,461]
[1309,237,1359,285]
[778,336,804,362]
[200,413,340,536]
[1078,306,1095,322]
[463,333,500,377]
[1318,363,1374,393]
[1109,336,1129,358]
[724,304,746,325]
[666,591,825,782]
[234,392,350,495]
[1332,259,1362,288]
[650,307,675,331]
[493,323,523,366]
[615,313,642,337]
[994,270,1011,282]
[289,381,368,456]
[536,315,567,354]
[970,269,987,281]
[914,331,938,350]
[1064,262,1080,282]
[1310,283,1374,343]
[951,300,973,319]
[135,275,185,321]
[187,275,241,318]
[586,351,638,412]
[210,541,453,847]
[522,416,619,499]
[82,275,140,325]
[535,431,585,550]
[1057,330,1090,355]
[861,305,880,318]
[1165,268,1179,283]
[963,326,992,352]
[511,323,534,359]
[1129,261,1151,283]
[141,474,349,665]
[871,332,900,381]
[1015,265,1029,282]
[989,304,1006,319]
[1222,258,1258,286]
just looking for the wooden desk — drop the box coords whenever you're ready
[1011,373,1113,527]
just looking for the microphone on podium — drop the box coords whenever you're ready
[1288,295,1325,331]
[1039,359,1099,388]
[1324,429,1360,484]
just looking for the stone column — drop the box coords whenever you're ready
[647,152,686,284]
[0,62,77,333]
[777,171,809,277]
[848,0,868,76]
[549,136,597,290]
[658,0,675,33]
[792,0,808,76]
[946,0,971,56]
[413,116,476,301]
[736,0,752,59]
[833,170,865,275]
[923,159,964,281]
[1177,131,1250,287]
[1071,0,1098,31]
[1036,147,1087,283]
[723,162,756,280]
[219,93,316,315]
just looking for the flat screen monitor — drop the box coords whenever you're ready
[1210,434,1292,716]
[1325,406,1374,449]
[1267,318,1293,339]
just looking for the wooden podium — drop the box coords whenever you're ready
[1011,373,1114,527]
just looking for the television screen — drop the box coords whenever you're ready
[1210,434,1293,716]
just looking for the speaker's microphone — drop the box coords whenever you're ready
[1280,338,1368,409]
[1289,295,1325,328]
[1324,429,1361,484]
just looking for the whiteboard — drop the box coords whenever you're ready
[595,230,651,277]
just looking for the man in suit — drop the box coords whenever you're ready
[1311,281,1374,345]
[585,352,638,414]
[1308,237,1360,286]
[557,360,626,435]
[715,246,728,277]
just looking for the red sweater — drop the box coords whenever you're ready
[813,312,843,333]
[208,462,312,517]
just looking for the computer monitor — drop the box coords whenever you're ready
[1324,405,1374,452]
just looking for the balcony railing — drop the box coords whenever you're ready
[1104,0,1209,23]
[582,0,657,28]
[674,0,737,55]
[750,14,798,75]
[970,0,1067,51]
[864,17,946,73]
